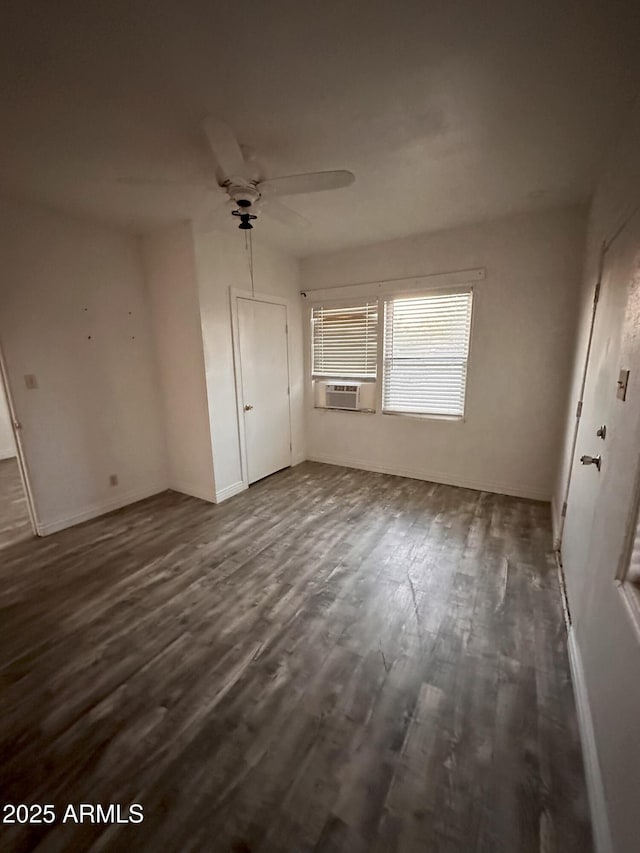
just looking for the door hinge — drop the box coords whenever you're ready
[561,501,568,518]
[576,400,583,418]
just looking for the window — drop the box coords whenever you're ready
[382,291,473,416]
[311,301,378,378]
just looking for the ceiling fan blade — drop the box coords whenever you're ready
[117,177,208,187]
[258,198,311,230]
[202,117,247,181]
[258,170,354,197]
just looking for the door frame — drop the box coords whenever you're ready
[555,243,605,553]
[229,287,293,487]
[0,337,39,536]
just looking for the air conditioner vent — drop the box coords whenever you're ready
[324,382,362,410]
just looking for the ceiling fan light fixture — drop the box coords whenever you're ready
[232,209,258,230]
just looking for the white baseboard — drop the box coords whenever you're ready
[36,481,169,536]
[306,453,550,501]
[214,480,247,503]
[169,479,216,503]
[567,628,614,853]
[0,447,16,460]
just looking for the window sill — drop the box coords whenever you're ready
[314,406,376,414]
[382,410,465,423]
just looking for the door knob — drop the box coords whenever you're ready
[244,403,253,411]
[580,454,601,471]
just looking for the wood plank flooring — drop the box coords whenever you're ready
[0,462,592,852]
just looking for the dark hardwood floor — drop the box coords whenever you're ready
[0,461,591,852]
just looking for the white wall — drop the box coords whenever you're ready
[0,379,16,460]
[142,224,215,502]
[193,227,305,500]
[0,198,168,534]
[554,98,640,853]
[301,206,586,500]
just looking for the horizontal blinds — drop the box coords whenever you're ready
[312,301,378,378]
[383,291,473,416]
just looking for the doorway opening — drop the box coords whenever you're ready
[0,344,38,548]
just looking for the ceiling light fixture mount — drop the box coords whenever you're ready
[232,207,258,230]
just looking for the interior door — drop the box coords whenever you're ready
[586,210,640,584]
[563,210,640,853]
[237,297,291,484]
[561,242,629,616]
[562,212,640,620]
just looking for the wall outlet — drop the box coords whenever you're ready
[109,474,119,487]
[24,374,38,389]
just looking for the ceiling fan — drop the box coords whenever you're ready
[120,117,355,231]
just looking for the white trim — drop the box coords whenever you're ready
[35,481,169,536]
[551,495,562,552]
[306,453,550,501]
[302,267,485,303]
[169,480,216,503]
[214,480,247,503]
[0,447,17,460]
[567,628,614,853]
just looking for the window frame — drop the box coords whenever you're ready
[380,287,474,420]
[308,284,475,421]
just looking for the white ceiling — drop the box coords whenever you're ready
[1,0,639,256]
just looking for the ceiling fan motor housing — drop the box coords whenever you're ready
[227,183,260,209]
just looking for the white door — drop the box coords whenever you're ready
[586,211,640,583]
[237,297,291,484]
[562,210,640,851]
[561,243,629,616]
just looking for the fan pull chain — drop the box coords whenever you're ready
[248,229,255,298]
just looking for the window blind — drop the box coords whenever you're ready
[311,301,378,378]
[383,291,473,416]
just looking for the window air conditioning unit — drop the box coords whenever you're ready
[324,382,362,410]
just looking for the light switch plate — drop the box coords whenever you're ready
[617,368,630,401]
